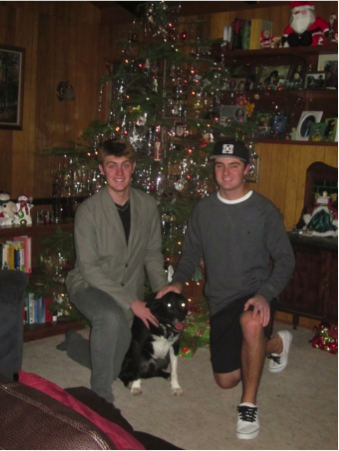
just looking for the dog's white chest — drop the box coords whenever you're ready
[151,334,177,359]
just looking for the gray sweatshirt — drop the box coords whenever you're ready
[172,191,295,315]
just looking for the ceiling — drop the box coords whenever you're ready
[89,1,289,25]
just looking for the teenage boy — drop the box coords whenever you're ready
[157,138,295,439]
[62,139,167,403]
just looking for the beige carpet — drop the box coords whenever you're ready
[22,324,338,450]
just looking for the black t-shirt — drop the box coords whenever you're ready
[115,201,131,244]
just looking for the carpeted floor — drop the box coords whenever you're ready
[22,324,338,450]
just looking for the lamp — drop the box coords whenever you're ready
[56,81,75,101]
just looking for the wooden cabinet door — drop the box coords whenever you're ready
[322,250,338,323]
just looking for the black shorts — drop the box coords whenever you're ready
[209,294,276,374]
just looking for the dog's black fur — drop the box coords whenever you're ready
[119,292,188,395]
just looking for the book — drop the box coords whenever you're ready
[1,243,10,270]
[13,236,32,273]
[231,18,252,50]
[249,19,273,50]
[44,297,54,323]
[6,240,23,270]
[27,292,35,324]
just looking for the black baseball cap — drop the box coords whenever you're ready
[209,139,249,165]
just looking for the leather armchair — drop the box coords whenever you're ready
[0,270,28,380]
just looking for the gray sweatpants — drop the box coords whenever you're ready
[67,286,132,403]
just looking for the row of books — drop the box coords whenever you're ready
[0,236,32,272]
[24,293,54,325]
[224,18,273,51]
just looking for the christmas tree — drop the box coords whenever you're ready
[40,2,258,330]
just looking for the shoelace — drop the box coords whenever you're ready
[238,406,258,423]
[267,354,281,364]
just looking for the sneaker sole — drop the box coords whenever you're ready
[236,429,259,440]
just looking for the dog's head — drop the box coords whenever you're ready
[146,292,188,332]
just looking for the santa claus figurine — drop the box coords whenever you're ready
[282,1,330,47]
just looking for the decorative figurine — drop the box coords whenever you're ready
[282,1,330,47]
[14,194,34,226]
[302,191,338,237]
[0,192,17,226]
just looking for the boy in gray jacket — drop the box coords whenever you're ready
[61,139,167,403]
[157,139,295,440]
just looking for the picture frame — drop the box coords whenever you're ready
[271,113,289,138]
[254,111,273,127]
[309,122,327,142]
[0,45,25,130]
[174,122,185,137]
[323,117,338,142]
[317,54,338,89]
[256,65,291,90]
[305,73,326,89]
[220,105,247,123]
[296,111,323,141]
[257,126,271,139]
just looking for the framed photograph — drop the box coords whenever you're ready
[255,112,273,127]
[324,118,338,142]
[228,78,247,91]
[318,54,338,89]
[309,122,326,142]
[257,126,271,139]
[296,111,323,141]
[271,114,289,138]
[257,65,291,90]
[0,45,25,130]
[220,105,247,123]
[305,73,326,89]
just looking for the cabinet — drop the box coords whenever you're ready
[216,44,338,145]
[278,234,338,327]
[0,221,84,342]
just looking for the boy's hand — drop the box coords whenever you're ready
[131,299,158,329]
[156,282,184,299]
[244,295,270,327]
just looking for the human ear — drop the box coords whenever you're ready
[98,164,105,176]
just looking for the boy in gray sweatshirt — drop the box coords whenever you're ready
[157,139,295,440]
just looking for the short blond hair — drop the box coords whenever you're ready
[97,139,136,165]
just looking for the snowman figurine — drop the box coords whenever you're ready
[14,194,34,226]
[0,192,17,226]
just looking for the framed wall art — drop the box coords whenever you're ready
[0,45,25,130]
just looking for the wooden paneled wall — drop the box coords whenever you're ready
[251,143,338,230]
[0,1,101,199]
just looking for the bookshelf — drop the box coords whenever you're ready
[213,44,338,145]
[0,221,85,342]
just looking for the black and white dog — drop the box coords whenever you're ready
[119,292,188,396]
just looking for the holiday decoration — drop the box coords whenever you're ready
[261,29,275,48]
[329,13,338,42]
[282,1,330,47]
[302,191,338,236]
[14,194,34,226]
[0,192,17,226]
[310,322,338,354]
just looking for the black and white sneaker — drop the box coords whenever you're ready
[236,403,259,439]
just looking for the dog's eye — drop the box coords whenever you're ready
[181,303,186,308]
[167,303,172,308]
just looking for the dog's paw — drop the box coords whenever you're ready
[131,387,143,396]
[171,386,184,396]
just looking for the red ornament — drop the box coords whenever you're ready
[180,31,188,41]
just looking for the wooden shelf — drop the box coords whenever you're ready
[24,320,85,342]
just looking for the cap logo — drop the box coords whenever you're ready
[222,144,234,154]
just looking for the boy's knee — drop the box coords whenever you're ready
[214,371,241,389]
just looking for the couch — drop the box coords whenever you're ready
[0,270,182,450]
